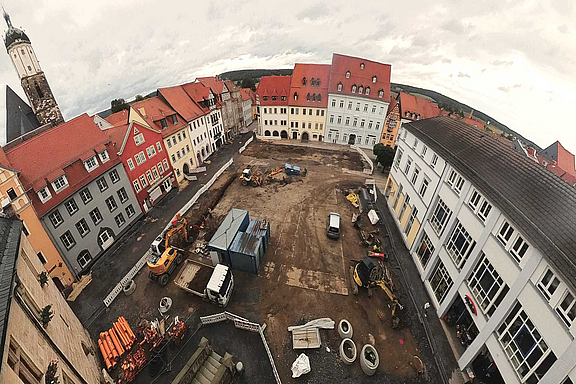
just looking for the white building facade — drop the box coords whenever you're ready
[242,97,253,127]
[386,117,576,384]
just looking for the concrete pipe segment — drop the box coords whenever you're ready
[338,319,353,339]
[339,338,357,365]
[360,344,379,376]
[122,280,136,296]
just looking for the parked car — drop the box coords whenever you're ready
[327,212,341,239]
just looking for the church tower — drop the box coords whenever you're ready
[3,8,64,127]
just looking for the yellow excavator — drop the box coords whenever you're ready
[352,257,403,328]
[147,214,188,286]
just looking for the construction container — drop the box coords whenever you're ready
[246,219,271,252]
[208,209,250,265]
[228,232,264,275]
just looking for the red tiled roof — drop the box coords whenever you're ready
[196,76,224,94]
[223,79,239,93]
[289,63,330,108]
[240,88,255,102]
[105,109,129,126]
[387,97,398,115]
[103,123,130,154]
[398,93,442,121]
[328,53,391,102]
[256,76,291,106]
[541,141,576,177]
[182,82,219,114]
[158,85,205,122]
[131,96,188,137]
[5,113,119,216]
[462,117,484,130]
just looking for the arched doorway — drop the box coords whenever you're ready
[97,228,115,251]
[265,130,271,136]
[280,130,288,139]
[201,148,206,157]
[348,134,356,145]
[183,163,190,175]
[292,132,298,139]
[197,152,202,165]
[301,132,309,141]
[272,131,279,137]
[52,277,65,292]
[77,250,92,269]
[205,145,210,154]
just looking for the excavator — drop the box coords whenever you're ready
[352,257,403,328]
[147,214,188,286]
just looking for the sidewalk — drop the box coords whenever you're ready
[69,132,253,324]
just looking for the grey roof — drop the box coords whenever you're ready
[404,117,576,287]
[0,217,23,366]
[2,84,41,145]
[539,141,560,163]
[229,231,261,257]
[208,209,249,251]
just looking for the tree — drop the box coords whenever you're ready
[240,77,256,91]
[373,143,396,170]
[134,94,144,101]
[45,360,60,384]
[40,304,54,327]
[111,98,129,114]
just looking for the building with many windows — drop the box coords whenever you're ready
[385,116,576,383]
[3,114,141,277]
[240,88,255,127]
[197,77,243,139]
[0,217,102,384]
[256,76,291,138]
[325,53,391,149]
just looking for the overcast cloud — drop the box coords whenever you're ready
[1,0,575,152]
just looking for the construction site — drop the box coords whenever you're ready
[89,140,452,384]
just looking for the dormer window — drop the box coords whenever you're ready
[378,89,384,98]
[360,63,365,69]
[307,93,311,101]
[312,94,317,101]
[294,92,298,101]
[263,96,268,101]
[98,149,109,163]
[51,175,69,194]
[358,86,363,94]
[281,96,286,101]
[372,76,377,83]
[171,115,178,124]
[302,77,307,86]
[351,85,357,93]
[337,82,343,91]
[365,87,370,95]
[84,156,99,172]
[271,96,277,101]
[310,78,315,87]
[346,71,351,79]
[160,118,167,129]
[317,94,322,102]
[316,79,321,86]
[38,187,52,203]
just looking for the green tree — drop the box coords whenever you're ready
[111,98,129,114]
[240,77,256,91]
[373,144,396,169]
[134,94,144,101]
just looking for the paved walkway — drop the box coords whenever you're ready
[70,132,254,324]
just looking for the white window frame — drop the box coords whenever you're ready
[126,204,136,218]
[156,142,162,152]
[115,213,126,228]
[497,220,515,247]
[84,156,99,172]
[134,133,145,146]
[75,218,90,238]
[49,210,64,228]
[89,208,103,225]
[411,166,420,185]
[468,252,508,317]
[404,206,418,235]
[415,232,434,268]
[64,199,79,216]
[105,196,117,212]
[431,153,438,168]
[537,268,561,301]
[393,148,403,169]
[117,187,129,203]
[429,260,453,304]
[133,179,142,193]
[445,221,475,269]
[109,169,120,184]
[419,177,430,198]
[420,145,427,158]
[556,290,576,328]
[510,235,529,263]
[98,149,110,163]
[96,177,108,192]
[79,188,92,204]
[51,175,69,193]
[404,156,412,175]
[430,198,451,235]
[38,187,52,203]
[78,250,91,269]
[468,189,493,223]
[60,231,76,250]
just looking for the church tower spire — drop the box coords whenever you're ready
[3,8,64,127]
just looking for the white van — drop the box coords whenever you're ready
[327,212,341,239]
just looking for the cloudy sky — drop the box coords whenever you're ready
[2,0,575,152]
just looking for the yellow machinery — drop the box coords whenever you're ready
[240,168,262,186]
[353,257,403,328]
[147,214,188,286]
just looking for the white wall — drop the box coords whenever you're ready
[259,105,288,137]
[8,42,42,79]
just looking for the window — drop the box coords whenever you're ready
[37,187,52,203]
[345,117,350,126]
[98,229,113,247]
[52,175,69,193]
[378,90,384,98]
[416,232,434,268]
[171,115,178,124]
[90,208,103,224]
[80,189,92,206]
[393,148,403,169]
[76,251,91,270]
[360,63,365,69]
[376,122,381,131]
[171,154,176,163]
[127,158,135,170]
[94,177,108,192]
[172,137,177,146]
[430,198,451,235]
[60,231,76,250]
[345,71,351,78]
[156,142,162,152]
[177,133,182,142]
[419,177,430,198]
[99,150,110,163]
[163,159,169,171]
[538,269,561,300]
[5,187,16,201]
[411,166,420,185]
[126,204,136,218]
[146,145,157,158]
[497,302,556,382]
[365,87,370,95]
[368,121,373,129]
[117,187,129,203]
[7,338,43,383]
[115,213,126,227]
[404,206,418,235]
[468,252,509,317]
[151,166,159,180]
[497,221,515,246]
[64,199,79,216]
[339,100,344,108]
[413,138,419,150]
[404,156,412,174]
[158,162,164,174]
[429,260,453,303]
[133,179,142,193]
[105,196,117,212]
[478,200,492,222]
[330,115,334,123]
[75,218,90,238]
[83,156,98,172]
[360,119,365,128]
[556,291,576,327]
[351,85,357,93]
[372,75,377,83]
[446,221,476,268]
[337,116,342,124]
[421,145,427,158]
[399,195,410,221]
[134,133,145,146]
[146,170,153,183]
[447,169,464,194]
[49,210,64,228]
[109,169,120,184]
[510,236,529,262]
[469,190,492,222]
[355,103,360,111]
[469,190,482,211]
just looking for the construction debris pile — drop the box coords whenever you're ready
[118,348,146,384]
[98,317,136,370]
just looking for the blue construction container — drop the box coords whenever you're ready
[228,232,263,275]
[208,208,250,265]
[246,219,271,252]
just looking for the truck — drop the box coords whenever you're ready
[173,259,234,307]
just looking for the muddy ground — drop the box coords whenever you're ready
[88,141,434,384]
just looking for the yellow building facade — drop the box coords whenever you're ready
[385,174,420,247]
[0,166,74,288]
[288,106,327,141]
